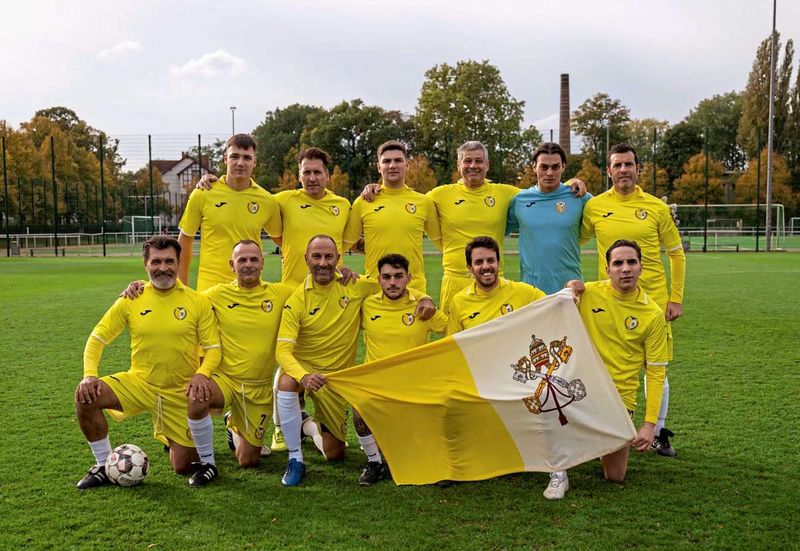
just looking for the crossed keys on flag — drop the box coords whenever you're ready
[511,335,587,426]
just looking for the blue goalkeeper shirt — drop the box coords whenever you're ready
[506,184,591,294]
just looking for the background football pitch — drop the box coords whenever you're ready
[0,251,798,549]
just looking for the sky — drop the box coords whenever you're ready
[3,0,800,141]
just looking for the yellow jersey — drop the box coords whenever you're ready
[578,280,668,423]
[344,185,442,292]
[448,278,546,334]
[427,180,519,277]
[580,186,685,308]
[179,176,283,291]
[276,276,379,381]
[87,281,220,388]
[203,279,295,384]
[274,189,351,286]
[361,290,449,362]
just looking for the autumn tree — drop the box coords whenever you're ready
[414,60,527,183]
[571,93,631,161]
[685,91,746,171]
[328,166,350,197]
[574,159,604,196]
[626,118,669,165]
[735,150,797,212]
[658,121,704,184]
[405,156,438,194]
[638,162,670,199]
[671,154,725,204]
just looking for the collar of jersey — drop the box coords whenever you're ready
[467,276,509,296]
[216,175,258,191]
[144,279,185,293]
[454,179,496,194]
[379,184,410,195]
[605,279,647,304]
[608,185,643,202]
[303,271,343,291]
[376,289,420,304]
[230,278,270,292]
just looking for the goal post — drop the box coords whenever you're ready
[675,204,785,251]
[121,215,163,243]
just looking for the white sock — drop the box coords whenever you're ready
[188,415,215,466]
[272,368,282,429]
[357,434,382,463]
[551,470,567,481]
[89,436,112,467]
[303,418,325,455]
[656,377,670,435]
[277,391,303,462]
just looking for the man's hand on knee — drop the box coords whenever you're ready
[76,376,102,404]
[301,373,327,391]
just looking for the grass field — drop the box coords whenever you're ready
[1,252,798,549]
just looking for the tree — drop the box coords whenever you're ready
[685,91,746,171]
[405,156,438,194]
[302,99,414,196]
[671,154,725,204]
[738,34,794,158]
[784,68,800,189]
[574,159,604,196]
[328,166,350,197]
[571,93,631,161]
[638,161,670,199]
[252,103,324,188]
[735,150,797,212]
[658,121,704,185]
[414,60,526,183]
[626,118,669,165]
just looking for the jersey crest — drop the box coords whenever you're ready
[625,316,639,330]
[500,303,514,315]
[484,196,496,207]
[173,307,187,320]
[338,296,350,309]
[555,201,567,214]
[329,205,340,216]
[247,202,260,214]
[405,203,417,214]
[634,208,648,220]
[261,300,273,313]
[402,313,415,326]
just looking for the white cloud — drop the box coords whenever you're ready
[169,50,247,78]
[96,41,142,61]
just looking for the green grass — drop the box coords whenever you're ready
[1,252,798,549]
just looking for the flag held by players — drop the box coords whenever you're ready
[328,291,636,485]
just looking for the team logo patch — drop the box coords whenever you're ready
[338,296,350,309]
[329,205,340,216]
[402,313,415,326]
[247,202,260,214]
[625,316,639,330]
[484,196,496,207]
[500,303,514,315]
[173,307,187,320]
[511,335,586,426]
[555,201,567,214]
[635,208,648,220]
[261,300,273,313]
[255,427,265,440]
[405,203,417,214]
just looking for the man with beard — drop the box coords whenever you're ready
[74,235,220,489]
[275,235,436,486]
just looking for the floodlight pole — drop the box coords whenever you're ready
[230,106,237,135]
[2,136,10,257]
[703,129,709,253]
[765,0,777,251]
[50,136,59,256]
[148,135,154,232]
[652,127,658,195]
[756,132,762,252]
[99,135,107,257]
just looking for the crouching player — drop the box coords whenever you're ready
[566,239,669,482]
[74,236,220,489]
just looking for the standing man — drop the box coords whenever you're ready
[448,236,546,334]
[566,240,669,482]
[355,253,449,485]
[275,235,435,486]
[178,134,282,291]
[344,141,442,293]
[507,142,591,294]
[74,236,220,489]
[581,143,685,457]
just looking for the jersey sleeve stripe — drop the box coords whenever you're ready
[90,333,108,345]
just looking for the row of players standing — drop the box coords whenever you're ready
[74,134,685,499]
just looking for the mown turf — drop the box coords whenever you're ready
[0,252,798,549]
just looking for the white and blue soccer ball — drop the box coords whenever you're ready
[105,444,149,487]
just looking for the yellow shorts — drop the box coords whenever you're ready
[308,385,350,443]
[666,321,674,361]
[213,372,272,447]
[439,273,472,315]
[102,371,193,448]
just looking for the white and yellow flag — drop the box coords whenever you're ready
[327,290,637,485]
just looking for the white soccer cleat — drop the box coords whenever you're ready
[543,471,569,500]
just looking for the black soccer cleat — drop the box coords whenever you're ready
[224,412,236,451]
[188,462,219,487]
[76,464,111,490]
[357,461,386,486]
[651,428,677,457]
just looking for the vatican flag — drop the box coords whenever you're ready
[326,290,637,485]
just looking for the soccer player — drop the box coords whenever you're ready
[344,140,442,293]
[74,236,220,489]
[355,253,449,485]
[580,143,685,457]
[448,236,546,334]
[178,133,282,291]
[275,235,435,486]
[565,240,669,482]
[507,142,592,294]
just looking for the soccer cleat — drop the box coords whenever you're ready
[281,458,306,487]
[271,427,288,452]
[223,412,236,451]
[651,428,677,457]
[260,445,272,457]
[357,461,386,486]
[188,462,219,487]
[543,472,569,500]
[76,465,110,490]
